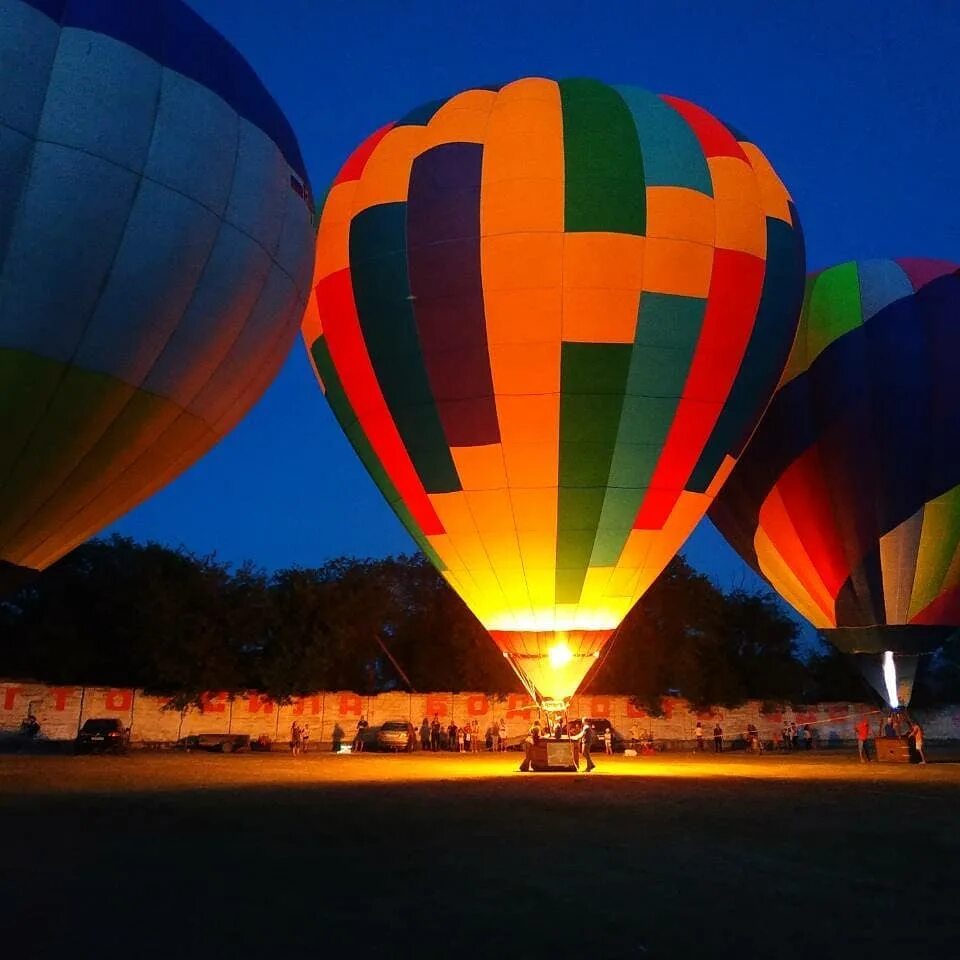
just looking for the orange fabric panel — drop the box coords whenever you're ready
[645,187,715,245]
[450,443,508,491]
[561,233,645,343]
[481,233,564,291]
[488,341,561,394]
[709,157,765,258]
[465,488,520,534]
[483,287,563,345]
[430,492,480,534]
[502,441,559,487]
[642,237,714,298]
[754,526,832,628]
[757,485,836,624]
[313,180,357,281]
[739,142,793,223]
[481,78,563,235]
[351,125,427,211]
[422,89,497,148]
[496,395,560,445]
[562,232,645,288]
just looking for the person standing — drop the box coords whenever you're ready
[471,719,480,752]
[419,717,430,751]
[301,721,310,754]
[803,724,813,750]
[573,718,596,771]
[910,721,927,764]
[353,716,368,752]
[603,727,613,755]
[694,721,705,752]
[290,720,301,756]
[498,717,507,751]
[430,714,441,752]
[713,723,723,753]
[855,717,870,762]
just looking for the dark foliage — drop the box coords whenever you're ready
[3,535,944,706]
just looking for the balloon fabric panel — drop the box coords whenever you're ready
[306,78,804,701]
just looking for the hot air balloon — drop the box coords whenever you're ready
[303,78,805,707]
[709,258,960,707]
[0,0,315,592]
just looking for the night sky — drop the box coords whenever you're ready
[108,0,960,612]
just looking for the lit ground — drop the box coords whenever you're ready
[2,750,958,958]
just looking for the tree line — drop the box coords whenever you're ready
[1,535,956,709]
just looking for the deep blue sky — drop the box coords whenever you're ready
[110,0,960,614]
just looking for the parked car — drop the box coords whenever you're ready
[177,733,250,753]
[375,720,416,752]
[76,718,128,753]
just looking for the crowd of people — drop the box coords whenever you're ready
[287,709,928,764]
[416,714,509,752]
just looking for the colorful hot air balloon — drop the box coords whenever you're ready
[303,78,805,706]
[709,259,960,706]
[0,0,315,591]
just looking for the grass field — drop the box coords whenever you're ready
[2,750,958,959]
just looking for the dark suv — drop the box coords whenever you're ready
[76,718,128,754]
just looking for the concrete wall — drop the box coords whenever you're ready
[4,680,960,744]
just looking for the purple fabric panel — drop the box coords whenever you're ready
[406,142,499,447]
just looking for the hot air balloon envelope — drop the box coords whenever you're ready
[304,78,805,703]
[710,258,960,706]
[0,0,315,592]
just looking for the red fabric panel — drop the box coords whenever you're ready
[634,250,764,530]
[910,583,960,625]
[315,269,444,535]
[776,447,851,599]
[659,95,748,161]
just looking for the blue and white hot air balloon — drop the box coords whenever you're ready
[0,0,315,590]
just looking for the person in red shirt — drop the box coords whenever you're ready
[855,717,870,762]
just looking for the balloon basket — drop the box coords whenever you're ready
[875,737,912,763]
[528,739,580,772]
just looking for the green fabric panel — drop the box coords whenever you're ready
[555,568,590,604]
[559,78,646,235]
[591,486,648,565]
[0,356,135,537]
[349,202,460,494]
[0,353,212,550]
[607,443,662,486]
[556,343,632,601]
[312,337,446,572]
[803,262,863,365]
[613,85,712,195]
[909,484,960,618]
[0,349,67,485]
[588,294,706,566]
